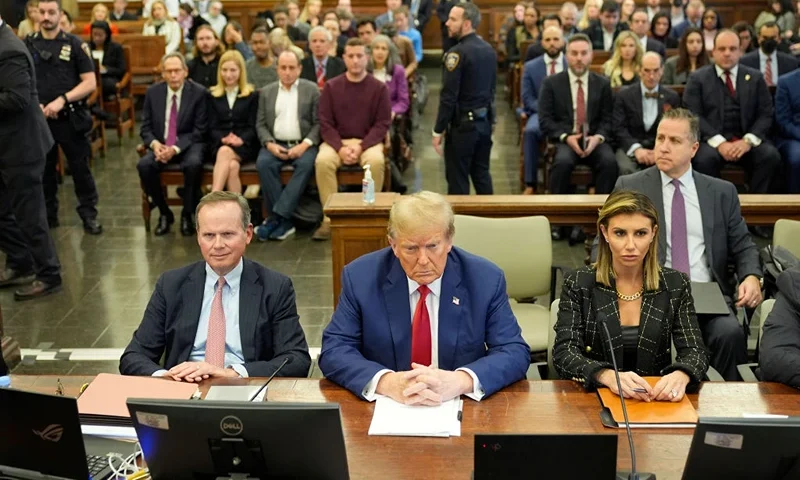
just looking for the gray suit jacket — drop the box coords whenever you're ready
[256,78,320,146]
[661,55,690,86]
[614,166,762,298]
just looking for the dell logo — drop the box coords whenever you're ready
[220,415,243,436]
[33,424,64,442]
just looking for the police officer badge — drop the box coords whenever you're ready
[59,44,71,61]
[445,52,460,72]
[81,42,93,60]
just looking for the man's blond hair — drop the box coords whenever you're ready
[388,191,455,240]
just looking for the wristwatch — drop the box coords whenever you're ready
[61,94,69,105]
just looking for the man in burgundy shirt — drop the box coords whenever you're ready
[313,38,391,240]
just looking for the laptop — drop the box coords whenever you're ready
[0,388,132,480]
[474,434,618,479]
[691,282,730,315]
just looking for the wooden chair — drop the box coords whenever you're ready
[103,45,136,144]
[87,60,106,160]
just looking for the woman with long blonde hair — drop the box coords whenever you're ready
[142,0,182,53]
[269,28,305,60]
[16,0,41,38]
[603,30,643,87]
[577,0,601,31]
[300,0,323,27]
[208,50,259,193]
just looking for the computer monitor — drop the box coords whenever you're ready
[127,399,349,480]
[474,434,618,479]
[682,417,800,480]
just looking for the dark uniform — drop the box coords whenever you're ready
[433,32,497,195]
[26,30,101,229]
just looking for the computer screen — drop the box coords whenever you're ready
[127,399,349,480]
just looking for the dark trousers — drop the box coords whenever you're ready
[550,142,618,194]
[256,143,317,221]
[0,160,61,284]
[692,142,782,193]
[43,117,99,222]
[101,76,118,96]
[0,350,7,376]
[697,301,748,381]
[444,119,493,195]
[776,138,800,193]
[137,144,205,218]
[523,114,541,187]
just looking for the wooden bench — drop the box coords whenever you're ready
[79,34,165,98]
[73,19,146,34]
[103,45,136,143]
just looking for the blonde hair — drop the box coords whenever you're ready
[603,30,643,88]
[594,190,661,291]
[210,50,254,97]
[91,2,108,21]
[577,0,601,31]
[388,191,455,240]
[147,0,173,24]
[299,0,322,22]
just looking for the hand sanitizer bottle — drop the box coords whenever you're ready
[362,164,375,204]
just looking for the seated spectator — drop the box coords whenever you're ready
[620,0,636,26]
[521,25,566,194]
[177,3,194,41]
[223,21,254,60]
[188,25,223,88]
[577,0,601,31]
[142,0,182,54]
[357,18,377,45]
[318,191,531,403]
[57,9,73,33]
[82,3,119,35]
[381,23,418,78]
[662,27,708,84]
[376,0,401,30]
[683,30,782,194]
[16,0,40,38]
[274,5,306,42]
[650,11,679,48]
[313,38,391,240]
[671,0,704,40]
[119,191,312,380]
[731,21,759,54]
[508,4,540,64]
[612,52,681,175]
[287,0,311,38]
[142,0,180,18]
[561,2,581,39]
[337,0,351,15]
[740,21,799,87]
[88,21,126,97]
[269,27,305,61]
[111,0,137,21]
[760,265,800,388]
[603,30,643,87]
[646,0,665,22]
[775,68,800,192]
[300,0,322,28]
[323,17,346,56]
[301,26,346,87]
[630,9,666,57]
[138,52,208,236]
[255,51,321,241]
[246,26,278,88]
[201,0,226,37]
[395,6,422,63]
[754,0,796,38]
[208,50,259,193]
[584,1,629,52]
[337,7,356,38]
[701,7,721,51]
[524,14,562,62]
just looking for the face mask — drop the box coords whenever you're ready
[761,38,778,54]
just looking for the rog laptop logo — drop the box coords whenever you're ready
[33,424,64,442]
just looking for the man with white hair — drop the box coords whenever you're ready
[320,191,531,404]
[201,1,227,37]
[300,26,346,88]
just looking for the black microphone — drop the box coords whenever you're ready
[597,313,656,480]
[248,357,291,402]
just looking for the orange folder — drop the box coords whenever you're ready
[597,376,698,428]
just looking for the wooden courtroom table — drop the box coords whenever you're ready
[11,375,800,479]
[325,192,800,306]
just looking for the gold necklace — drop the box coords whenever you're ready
[616,285,644,302]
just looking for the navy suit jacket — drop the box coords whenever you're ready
[140,80,208,153]
[775,68,800,141]
[521,54,567,116]
[740,50,799,80]
[119,259,312,378]
[319,247,531,399]
[645,37,666,58]
[671,19,700,39]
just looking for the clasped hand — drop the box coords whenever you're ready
[166,361,239,382]
[222,132,244,147]
[376,363,473,406]
[151,141,176,163]
[338,144,362,165]
[566,134,601,158]
[597,369,690,402]
[718,140,751,162]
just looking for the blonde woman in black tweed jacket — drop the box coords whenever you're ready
[553,190,709,402]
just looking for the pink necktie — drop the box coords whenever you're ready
[671,179,691,278]
[204,277,226,367]
[411,285,431,367]
[549,60,556,76]
[575,79,586,132]
[765,57,774,87]
[166,95,178,146]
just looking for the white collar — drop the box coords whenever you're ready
[546,52,563,65]
[279,79,299,91]
[714,64,738,79]
[660,166,694,188]
[204,257,244,293]
[641,82,659,95]
[407,276,442,298]
[567,68,588,85]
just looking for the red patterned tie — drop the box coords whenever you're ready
[204,277,226,367]
[411,285,432,367]
[765,57,774,87]
[724,71,736,96]
[575,79,586,132]
[316,63,325,88]
[549,60,556,76]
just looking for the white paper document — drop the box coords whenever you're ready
[81,425,139,439]
[205,385,267,402]
[368,396,463,437]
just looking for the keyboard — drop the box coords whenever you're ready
[86,454,109,477]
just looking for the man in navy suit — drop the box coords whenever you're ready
[629,10,666,58]
[521,25,566,194]
[120,192,311,380]
[319,191,530,404]
[740,22,798,87]
[775,68,800,193]
[137,52,208,237]
[671,0,703,39]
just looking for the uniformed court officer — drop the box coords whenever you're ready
[432,2,496,195]
[27,0,103,235]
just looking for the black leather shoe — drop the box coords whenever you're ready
[154,215,174,236]
[14,280,63,301]
[0,268,36,288]
[181,216,195,236]
[83,219,103,235]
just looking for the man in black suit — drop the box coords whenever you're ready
[740,22,799,87]
[583,1,628,52]
[137,52,207,237]
[403,0,432,32]
[0,15,62,301]
[613,52,681,175]
[540,33,618,239]
[120,192,311,380]
[110,0,137,21]
[683,30,782,195]
[630,10,666,58]
[301,26,346,88]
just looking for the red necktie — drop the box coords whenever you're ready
[411,285,432,367]
[204,277,226,368]
[765,57,774,87]
[575,78,586,132]
[166,94,178,146]
[316,63,325,88]
[549,60,556,76]
[724,71,735,96]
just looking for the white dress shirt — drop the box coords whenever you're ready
[759,50,779,86]
[564,68,596,142]
[273,79,305,143]
[639,35,648,52]
[603,29,615,51]
[225,86,238,109]
[661,169,713,282]
[362,276,485,402]
[708,64,763,148]
[627,83,659,157]
[545,52,564,76]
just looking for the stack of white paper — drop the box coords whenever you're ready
[368,396,463,437]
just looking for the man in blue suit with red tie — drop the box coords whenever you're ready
[521,25,566,194]
[319,191,530,405]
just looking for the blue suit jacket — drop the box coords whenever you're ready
[775,68,800,142]
[319,247,531,399]
[521,55,567,116]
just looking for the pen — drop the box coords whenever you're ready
[632,388,648,393]
[457,399,464,422]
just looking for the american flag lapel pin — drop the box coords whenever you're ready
[452,297,460,305]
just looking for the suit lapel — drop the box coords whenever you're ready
[737,67,751,133]
[692,172,716,268]
[594,283,624,367]
[631,83,645,132]
[178,83,193,130]
[267,85,278,129]
[177,262,206,362]
[561,73,574,122]
[383,260,412,370]
[438,252,465,371]
[238,259,261,362]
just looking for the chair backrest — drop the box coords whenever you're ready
[452,215,552,299]
[773,219,800,259]
[548,299,560,379]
